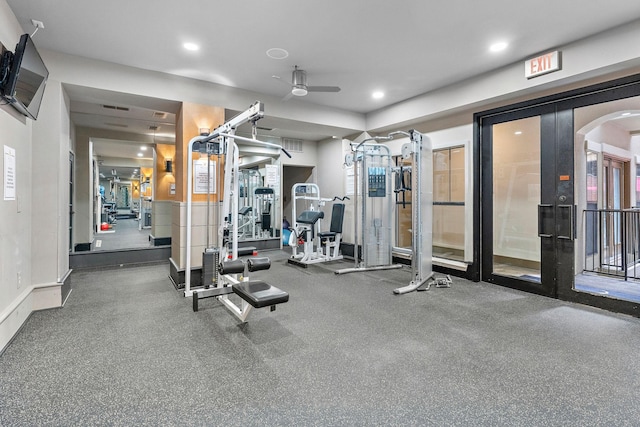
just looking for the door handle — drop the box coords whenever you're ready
[538,204,554,238]
[557,204,575,240]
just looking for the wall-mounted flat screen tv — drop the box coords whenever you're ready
[0,33,49,120]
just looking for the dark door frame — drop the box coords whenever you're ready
[473,73,640,316]
[479,103,562,298]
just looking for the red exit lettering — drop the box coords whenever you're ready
[525,51,560,79]
[530,53,553,74]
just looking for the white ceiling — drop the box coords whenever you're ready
[6,0,640,166]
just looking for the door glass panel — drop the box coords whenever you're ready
[492,117,541,280]
[575,95,640,304]
[584,151,598,270]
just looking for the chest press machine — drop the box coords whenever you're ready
[287,183,347,267]
[184,101,290,322]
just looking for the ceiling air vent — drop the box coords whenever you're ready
[149,125,159,131]
[104,122,128,128]
[102,105,130,111]
[282,138,303,153]
[153,111,167,119]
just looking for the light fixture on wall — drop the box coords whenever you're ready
[199,127,210,136]
[165,158,173,174]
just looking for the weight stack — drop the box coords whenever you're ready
[202,248,219,288]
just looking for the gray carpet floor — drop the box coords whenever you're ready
[94,218,151,251]
[2,250,640,426]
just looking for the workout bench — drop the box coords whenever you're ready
[192,257,289,320]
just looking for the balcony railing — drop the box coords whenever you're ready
[584,209,640,280]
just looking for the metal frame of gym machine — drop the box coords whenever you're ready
[287,183,345,266]
[182,101,290,321]
[336,129,434,295]
[335,137,403,275]
[237,169,275,241]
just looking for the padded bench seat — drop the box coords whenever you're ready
[232,280,289,308]
[317,231,337,240]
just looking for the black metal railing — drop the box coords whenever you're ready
[584,209,640,280]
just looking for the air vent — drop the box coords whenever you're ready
[104,122,129,128]
[149,125,159,131]
[282,138,303,153]
[153,111,167,119]
[102,105,130,111]
[257,126,273,131]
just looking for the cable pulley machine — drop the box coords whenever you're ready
[336,129,443,294]
[183,101,292,321]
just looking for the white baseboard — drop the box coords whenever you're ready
[0,282,63,355]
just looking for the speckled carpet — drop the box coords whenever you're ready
[2,251,640,426]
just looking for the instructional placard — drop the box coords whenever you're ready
[345,165,355,196]
[4,145,16,201]
[193,159,216,194]
[344,165,362,196]
[265,164,278,185]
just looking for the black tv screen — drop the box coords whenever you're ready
[0,33,49,120]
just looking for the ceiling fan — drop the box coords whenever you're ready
[274,66,341,100]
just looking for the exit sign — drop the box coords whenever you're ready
[525,51,561,79]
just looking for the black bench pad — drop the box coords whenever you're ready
[317,231,337,240]
[232,280,289,308]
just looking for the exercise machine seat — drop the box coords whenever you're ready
[254,187,274,195]
[318,203,345,241]
[232,281,289,308]
[296,210,324,225]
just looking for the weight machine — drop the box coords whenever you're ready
[287,183,347,267]
[336,130,440,295]
[237,170,274,240]
[183,101,291,321]
[335,142,404,274]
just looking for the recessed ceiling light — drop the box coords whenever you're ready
[137,153,143,157]
[140,146,147,151]
[266,48,289,59]
[183,42,199,51]
[514,131,522,135]
[489,41,508,53]
[372,91,384,99]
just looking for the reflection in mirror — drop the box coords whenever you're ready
[93,149,155,252]
[235,161,281,247]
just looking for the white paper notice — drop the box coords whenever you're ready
[345,165,355,196]
[265,164,278,185]
[4,145,16,201]
[193,159,216,194]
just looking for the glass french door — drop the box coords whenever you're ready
[603,157,626,266]
[481,106,575,297]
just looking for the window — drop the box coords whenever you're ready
[433,146,465,260]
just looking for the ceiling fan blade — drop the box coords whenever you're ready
[282,91,294,102]
[307,85,341,93]
[272,75,293,87]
